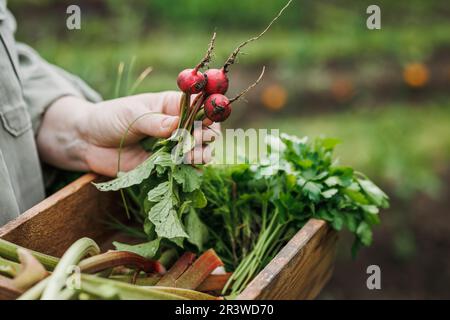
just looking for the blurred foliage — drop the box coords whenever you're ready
[8,0,450,98]
[9,0,450,31]
[247,104,450,199]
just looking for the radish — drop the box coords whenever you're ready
[204,68,229,95]
[177,69,207,94]
[204,94,231,123]
[204,67,265,123]
[176,33,217,94]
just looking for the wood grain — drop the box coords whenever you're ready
[236,219,338,300]
[0,173,123,257]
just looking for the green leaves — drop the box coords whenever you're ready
[322,188,338,199]
[199,134,390,273]
[94,156,156,191]
[173,165,202,192]
[97,132,389,279]
[113,239,161,259]
[185,209,209,251]
[302,181,323,202]
[94,150,174,192]
[358,177,389,208]
[148,194,188,240]
[356,221,373,246]
[96,146,207,255]
[147,182,170,202]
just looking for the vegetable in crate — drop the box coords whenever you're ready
[198,134,389,295]
[93,0,294,258]
[0,237,224,300]
[91,0,389,298]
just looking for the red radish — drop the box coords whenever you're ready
[177,68,206,94]
[204,94,232,123]
[204,68,229,95]
[204,66,266,123]
[176,33,216,95]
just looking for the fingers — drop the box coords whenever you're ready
[135,114,180,138]
[137,91,183,116]
[85,144,149,177]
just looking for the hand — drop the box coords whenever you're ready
[37,92,220,177]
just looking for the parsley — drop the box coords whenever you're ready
[198,134,389,295]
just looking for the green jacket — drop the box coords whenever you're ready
[0,1,101,225]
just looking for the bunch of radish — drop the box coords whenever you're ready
[174,34,264,134]
[174,0,292,131]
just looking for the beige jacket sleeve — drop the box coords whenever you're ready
[3,6,102,133]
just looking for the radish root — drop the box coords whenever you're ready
[223,0,293,72]
[230,66,265,103]
[195,32,217,71]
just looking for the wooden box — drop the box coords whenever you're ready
[0,173,337,300]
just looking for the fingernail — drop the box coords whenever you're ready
[162,116,178,129]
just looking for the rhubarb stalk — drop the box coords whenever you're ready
[78,251,166,274]
[156,252,196,287]
[41,238,100,300]
[175,249,224,290]
[0,239,59,271]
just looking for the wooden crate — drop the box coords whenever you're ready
[0,174,338,300]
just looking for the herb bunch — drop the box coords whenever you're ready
[198,134,389,296]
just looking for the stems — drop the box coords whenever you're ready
[17,278,50,300]
[184,92,206,132]
[174,249,224,290]
[114,62,125,98]
[0,256,20,277]
[178,92,189,128]
[79,274,190,300]
[41,238,100,300]
[222,208,285,295]
[158,249,178,268]
[0,238,59,271]
[229,66,265,103]
[78,251,165,274]
[157,252,196,287]
[197,273,232,292]
[109,274,161,286]
[129,67,153,95]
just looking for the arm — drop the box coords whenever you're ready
[9,9,217,177]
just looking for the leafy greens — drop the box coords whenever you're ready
[95,133,389,296]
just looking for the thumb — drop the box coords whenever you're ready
[135,113,180,138]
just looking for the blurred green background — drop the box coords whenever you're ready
[10,0,450,298]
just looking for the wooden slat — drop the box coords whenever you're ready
[236,219,337,300]
[0,173,337,300]
[0,173,122,257]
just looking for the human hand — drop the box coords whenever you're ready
[37,92,220,177]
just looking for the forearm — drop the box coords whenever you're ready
[36,96,92,171]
